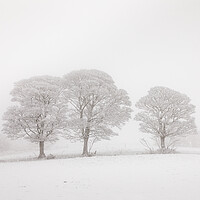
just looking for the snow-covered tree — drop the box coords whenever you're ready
[62,69,132,156]
[2,76,67,158]
[135,86,197,151]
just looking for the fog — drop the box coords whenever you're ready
[0,0,200,153]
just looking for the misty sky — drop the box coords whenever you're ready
[0,0,200,149]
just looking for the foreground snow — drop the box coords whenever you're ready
[0,154,200,200]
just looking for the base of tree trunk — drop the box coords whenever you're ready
[38,153,46,159]
[160,148,166,154]
[82,152,90,157]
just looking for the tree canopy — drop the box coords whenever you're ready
[135,86,197,151]
[2,76,67,158]
[62,69,132,155]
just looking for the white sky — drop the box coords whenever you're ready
[0,0,200,149]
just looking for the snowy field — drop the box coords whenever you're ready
[1,154,200,200]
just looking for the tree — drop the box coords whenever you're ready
[62,69,132,156]
[134,86,197,152]
[2,76,67,158]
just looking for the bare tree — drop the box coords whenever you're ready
[2,76,67,158]
[135,86,197,152]
[62,69,132,156]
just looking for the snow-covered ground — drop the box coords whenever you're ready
[0,154,200,200]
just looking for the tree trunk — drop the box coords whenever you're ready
[82,126,90,156]
[38,141,46,159]
[160,136,166,150]
[82,136,89,156]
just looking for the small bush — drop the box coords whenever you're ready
[46,154,56,159]
[148,148,176,154]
